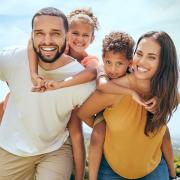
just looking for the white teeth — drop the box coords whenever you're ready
[41,47,56,51]
[137,67,148,72]
[74,42,84,47]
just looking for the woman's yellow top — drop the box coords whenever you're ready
[103,95,166,179]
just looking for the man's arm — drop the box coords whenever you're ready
[0,100,4,121]
[0,92,9,122]
[67,108,85,180]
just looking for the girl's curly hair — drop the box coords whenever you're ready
[68,8,99,34]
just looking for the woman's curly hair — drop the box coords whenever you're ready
[102,32,135,60]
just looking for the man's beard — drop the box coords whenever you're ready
[32,40,66,64]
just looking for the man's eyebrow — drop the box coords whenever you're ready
[33,29,62,32]
[51,29,63,32]
[33,29,43,32]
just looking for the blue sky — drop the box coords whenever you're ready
[0,0,180,138]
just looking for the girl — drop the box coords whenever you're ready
[78,31,179,180]
[28,8,99,91]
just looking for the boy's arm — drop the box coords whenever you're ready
[161,127,176,178]
[97,75,146,106]
[45,68,97,90]
[67,108,85,180]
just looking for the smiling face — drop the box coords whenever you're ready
[67,21,94,53]
[103,51,130,79]
[133,37,161,80]
[32,15,67,63]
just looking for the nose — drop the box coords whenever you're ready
[110,65,116,72]
[43,34,53,45]
[76,35,83,42]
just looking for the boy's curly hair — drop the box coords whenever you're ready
[68,8,99,34]
[102,32,135,60]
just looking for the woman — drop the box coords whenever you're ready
[78,31,179,179]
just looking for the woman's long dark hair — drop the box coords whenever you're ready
[135,31,179,136]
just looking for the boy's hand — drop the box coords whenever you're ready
[144,96,158,114]
[131,91,146,106]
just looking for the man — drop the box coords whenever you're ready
[0,7,95,180]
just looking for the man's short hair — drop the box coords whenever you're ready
[32,7,68,32]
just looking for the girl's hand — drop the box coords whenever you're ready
[81,56,99,69]
[31,74,46,92]
[144,96,158,114]
[44,80,62,90]
[131,91,146,106]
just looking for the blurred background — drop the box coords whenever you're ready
[0,0,180,163]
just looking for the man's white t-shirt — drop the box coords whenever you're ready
[0,47,95,156]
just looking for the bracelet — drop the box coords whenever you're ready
[169,176,178,180]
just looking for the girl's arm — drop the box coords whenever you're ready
[45,67,97,90]
[97,75,146,106]
[161,127,176,178]
[78,90,119,122]
[28,39,44,90]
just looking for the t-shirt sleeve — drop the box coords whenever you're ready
[0,49,7,81]
[72,81,96,107]
[0,48,19,81]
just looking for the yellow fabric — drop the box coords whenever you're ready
[103,96,166,179]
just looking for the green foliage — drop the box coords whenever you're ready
[174,156,180,176]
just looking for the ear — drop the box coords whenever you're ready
[128,60,134,72]
[90,35,95,43]
[66,32,70,42]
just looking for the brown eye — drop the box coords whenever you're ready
[116,62,122,67]
[149,56,156,60]
[35,32,43,36]
[105,60,111,65]
[72,32,79,36]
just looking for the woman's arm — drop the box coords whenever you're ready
[161,127,176,178]
[45,68,97,90]
[78,90,118,122]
